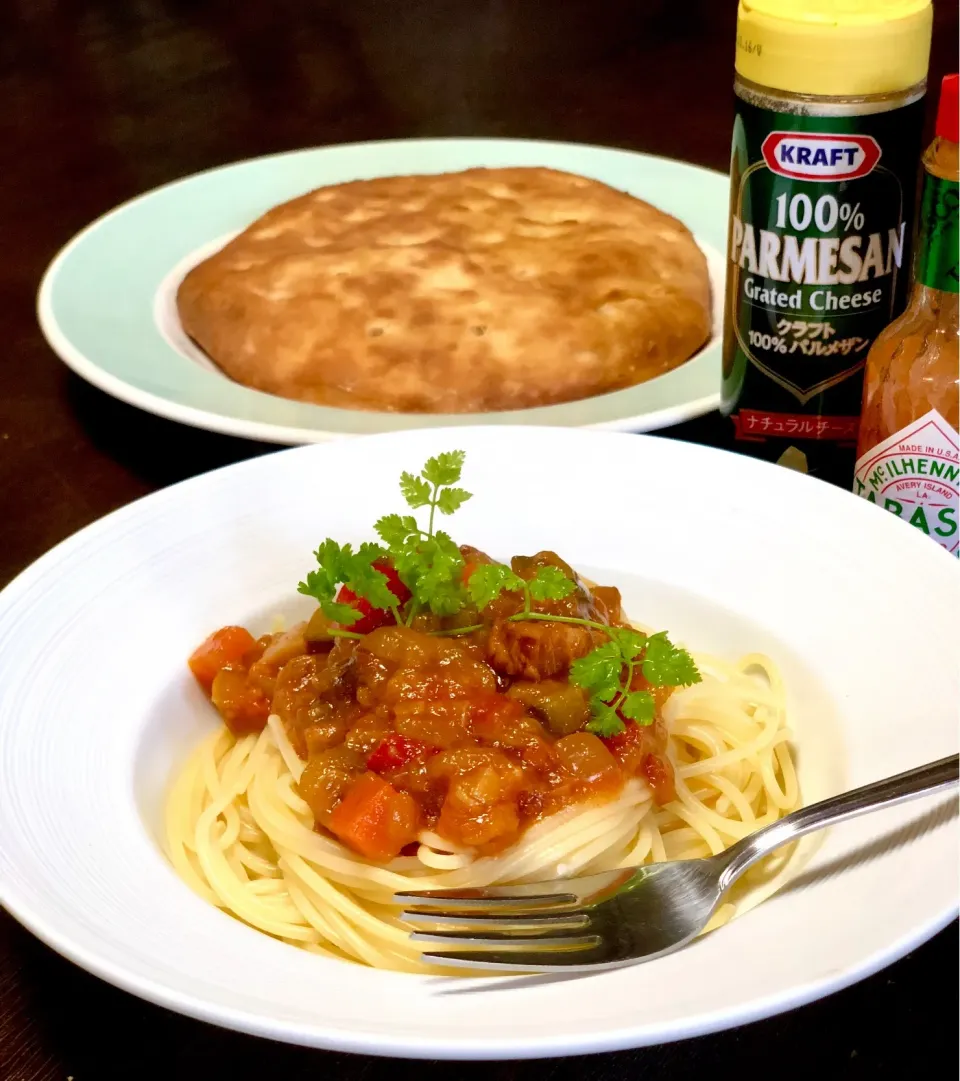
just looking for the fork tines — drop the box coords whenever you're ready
[395,886,606,970]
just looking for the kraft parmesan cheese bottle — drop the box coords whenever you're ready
[721,0,933,485]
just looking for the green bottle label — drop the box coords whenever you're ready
[722,97,924,482]
[916,174,960,293]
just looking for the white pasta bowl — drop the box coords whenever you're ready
[0,426,956,1059]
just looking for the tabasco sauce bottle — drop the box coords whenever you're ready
[853,74,959,557]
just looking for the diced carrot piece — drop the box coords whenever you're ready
[188,626,258,694]
[328,772,421,861]
[210,666,271,735]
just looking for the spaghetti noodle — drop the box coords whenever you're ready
[165,650,798,973]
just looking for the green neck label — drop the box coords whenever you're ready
[916,173,959,293]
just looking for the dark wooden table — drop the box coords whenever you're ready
[2,2,958,1078]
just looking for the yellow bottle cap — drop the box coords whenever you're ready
[736,0,933,98]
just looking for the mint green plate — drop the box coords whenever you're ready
[38,139,727,444]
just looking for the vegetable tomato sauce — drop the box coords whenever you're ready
[189,550,676,862]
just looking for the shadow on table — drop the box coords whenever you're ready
[66,372,732,491]
[66,374,276,489]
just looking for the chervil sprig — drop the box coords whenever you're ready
[463,561,700,734]
[641,631,701,688]
[298,452,475,628]
[397,450,472,537]
[467,562,577,614]
[569,628,700,736]
[297,540,395,628]
[296,450,702,736]
[374,451,472,619]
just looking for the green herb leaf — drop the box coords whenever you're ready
[571,628,673,733]
[410,532,467,615]
[390,537,427,591]
[296,539,391,624]
[379,455,475,617]
[436,486,472,515]
[374,513,420,547]
[569,640,623,701]
[400,472,432,509]
[585,700,625,737]
[641,632,701,687]
[466,563,521,609]
[527,565,577,602]
[297,567,334,603]
[421,450,466,487]
[619,690,655,725]
[297,550,356,622]
[296,539,346,606]
[419,576,466,616]
[608,627,648,660]
[346,563,397,612]
[315,538,347,579]
[323,599,365,625]
[434,530,462,560]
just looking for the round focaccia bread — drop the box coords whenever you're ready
[176,167,712,413]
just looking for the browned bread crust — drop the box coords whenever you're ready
[177,167,712,413]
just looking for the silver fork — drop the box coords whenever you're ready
[395,754,959,972]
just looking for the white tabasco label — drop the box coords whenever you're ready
[853,409,959,556]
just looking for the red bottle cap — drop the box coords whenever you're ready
[935,73,959,143]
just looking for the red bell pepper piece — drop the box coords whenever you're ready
[366,734,438,773]
[336,562,411,634]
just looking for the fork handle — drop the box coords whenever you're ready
[717,753,959,891]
